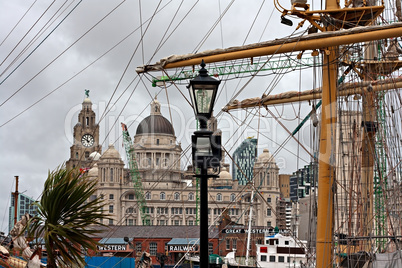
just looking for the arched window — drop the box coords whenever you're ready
[216,193,222,201]
[145,192,151,200]
[230,193,236,202]
[126,207,135,214]
[110,168,113,182]
[188,192,194,201]
[160,192,166,200]
[174,192,180,201]
[75,152,79,159]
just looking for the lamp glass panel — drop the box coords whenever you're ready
[196,136,212,156]
[193,86,215,114]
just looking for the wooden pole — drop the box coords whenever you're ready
[316,0,339,264]
[13,176,19,226]
[156,27,402,70]
[316,43,338,268]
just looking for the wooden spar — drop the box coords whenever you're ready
[136,23,402,72]
[316,29,337,268]
[13,176,19,226]
[222,79,402,110]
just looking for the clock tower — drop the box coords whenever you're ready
[66,90,101,170]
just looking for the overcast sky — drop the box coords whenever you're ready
[0,0,320,232]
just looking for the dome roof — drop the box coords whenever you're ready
[219,167,232,180]
[87,163,98,178]
[136,115,175,135]
[83,97,92,103]
[101,144,121,159]
[257,148,275,163]
[89,151,101,161]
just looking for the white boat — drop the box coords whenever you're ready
[224,232,307,268]
[256,233,307,268]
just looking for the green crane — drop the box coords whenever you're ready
[121,123,150,225]
[151,57,317,86]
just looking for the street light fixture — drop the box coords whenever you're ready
[189,60,221,268]
[188,59,221,130]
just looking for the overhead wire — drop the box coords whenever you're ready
[0,0,175,128]
[0,0,73,79]
[0,0,125,107]
[0,0,38,46]
[0,0,56,67]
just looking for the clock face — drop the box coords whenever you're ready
[81,134,94,147]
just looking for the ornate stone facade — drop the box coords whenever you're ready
[67,96,282,228]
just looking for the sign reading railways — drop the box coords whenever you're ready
[168,245,199,252]
[222,228,274,234]
[97,244,127,251]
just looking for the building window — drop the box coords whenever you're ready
[171,207,182,215]
[109,194,114,200]
[188,192,194,201]
[156,139,159,145]
[278,256,285,263]
[157,207,168,214]
[232,239,237,249]
[160,192,166,200]
[267,221,272,227]
[267,197,271,203]
[230,193,236,202]
[127,219,134,226]
[174,220,180,226]
[109,205,114,213]
[128,194,134,200]
[75,152,78,159]
[108,219,113,226]
[261,255,267,262]
[226,239,230,250]
[267,208,271,216]
[174,192,180,201]
[187,220,194,225]
[186,208,196,214]
[110,169,113,182]
[86,117,89,126]
[285,240,289,245]
[145,192,151,200]
[135,242,142,252]
[126,207,134,214]
[216,193,222,201]
[158,220,166,225]
[85,151,90,158]
[149,242,157,255]
[208,243,213,255]
[269,256,275,262]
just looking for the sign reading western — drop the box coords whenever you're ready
[168,245,199,252]
[97,244,127,251]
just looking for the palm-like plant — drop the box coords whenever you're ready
[27,165,110,267]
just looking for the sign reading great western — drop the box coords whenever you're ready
[97,244,127,251]
[168,245,199,252]
[222,228,272,234]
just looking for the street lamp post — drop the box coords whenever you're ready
[188,60,221,267]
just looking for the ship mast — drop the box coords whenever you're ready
[315,0,338,265]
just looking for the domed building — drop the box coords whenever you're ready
[132,97,182,183]
[66,93,284,229]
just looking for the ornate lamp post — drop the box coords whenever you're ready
[188,60,221,267]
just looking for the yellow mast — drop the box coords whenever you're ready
[315,0,338,265]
